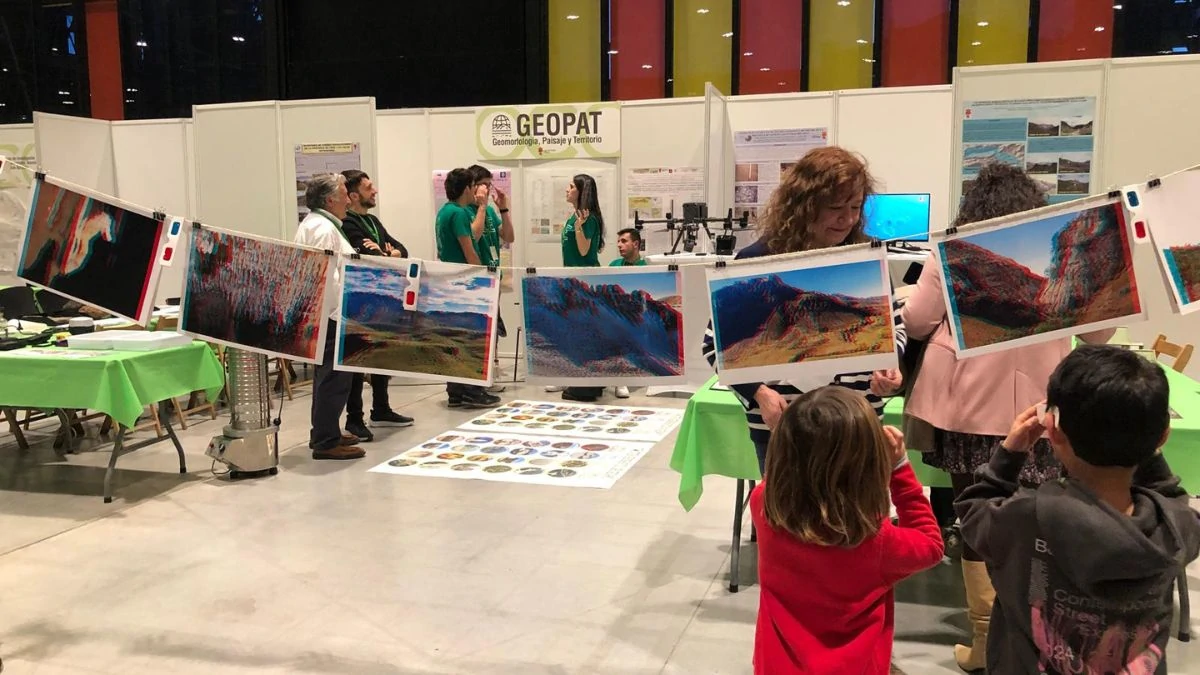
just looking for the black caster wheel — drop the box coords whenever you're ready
[267,467,279,476]
[229,470,242,480]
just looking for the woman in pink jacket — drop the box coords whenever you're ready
[900,164,1113,673]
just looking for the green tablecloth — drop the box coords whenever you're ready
[670,369,1200,511]
[0,341,225,429]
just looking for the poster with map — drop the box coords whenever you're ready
[959,97,1096,206]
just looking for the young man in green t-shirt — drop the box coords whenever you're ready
[609,228,647,267]
[467,165,516,393]
[434,168,500,409]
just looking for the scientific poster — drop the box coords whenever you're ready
[1135,166,1200,314]
[732,128,829,226]
[624,167,704,254]
[935,194,1142,357]
[336,256,500,386]
[368,431,653,490]
[294,142,360,223]
[459,400,684,443]
[524,167,615,243]
[18,176,166,325]
[181,225,331,363]
[706,246,897,385]
[431,168,513,209]
[0,155,35,279]
[960,97,1096,205]
[522,266,685,386]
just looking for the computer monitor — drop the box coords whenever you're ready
[863,193,931,243]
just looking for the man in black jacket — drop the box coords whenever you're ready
[340,169,414,440]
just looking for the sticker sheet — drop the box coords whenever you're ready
[457,400,684,444]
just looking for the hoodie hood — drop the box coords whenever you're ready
[1035,478,1188,599]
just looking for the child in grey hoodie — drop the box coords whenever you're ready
[956,344,1200,675]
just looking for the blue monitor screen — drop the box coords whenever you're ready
[863,193,931,242]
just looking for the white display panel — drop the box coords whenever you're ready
[193,101,283,240]
[376,110,435,261]
[32,112,115,194]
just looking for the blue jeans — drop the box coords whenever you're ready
[753,438,769,475]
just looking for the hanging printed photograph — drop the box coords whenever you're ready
[181,225,332,362]
[18,176,166,324]
[936,195,1143,357]
[336,257,500,386]
[368,431,655,490]
[705,247,896,385]
[522,266,685,386]
[1139,165,1200,314]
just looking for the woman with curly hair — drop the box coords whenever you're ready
[900,162,1114,673]
[702,146,906,472]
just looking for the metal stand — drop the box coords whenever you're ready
[104,401,186,503]
[729,478,757,593]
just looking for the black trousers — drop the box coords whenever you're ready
[347,373,391,420]
[310,319,353,451]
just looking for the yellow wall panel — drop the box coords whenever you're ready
[808,0,874,92]
[549,0,602,103]
[958,0,1030,67]
[673,0,732,97]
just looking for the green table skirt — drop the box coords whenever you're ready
[0,342,225,429]
[670,369,1200,511]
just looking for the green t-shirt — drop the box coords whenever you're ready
[609,257,647,267]
[562,214,601,267]
[435,202,474,264]
[465,203,502,267]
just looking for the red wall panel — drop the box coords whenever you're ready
[883,0,950,87]
[1039,0,1113,62]
[738,0,803,94]
[610,0,666,101]
[85,0,124,120]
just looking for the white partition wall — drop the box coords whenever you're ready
[375,109,434,260]
[0,123,36,165]
[950,59,1108,207]
[726,91,837,135]
[704,85,732,217]
[193,101,283,240]
[33,112,115,194]
[837,85,953,234]
[111,118,194,303]
[278,97,378,240]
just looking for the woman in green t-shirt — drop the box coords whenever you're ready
[558,173,606,402]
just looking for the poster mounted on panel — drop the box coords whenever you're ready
[522,266,686,386]
[934,194,1143,357]
[458,400,684,443]
[294,142,360,223]
[0,158,35,277]
[18,175,167,325]
[959,97,1096,206]
[180,224,332,363]
[624,167,705,255]
[732,128,829,228]
[368,431,654,490]
[335,256,500,386]
[524,167,615,243]
[476,103,621,160]
[705,246,897,386]
[1137,166,1200,314]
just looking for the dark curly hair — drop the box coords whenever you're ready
[954,163,1047,227]
[760,146,877,254]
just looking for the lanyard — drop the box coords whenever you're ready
[347,211,380,244]
[313,209,352,245]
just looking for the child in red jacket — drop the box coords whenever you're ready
[751,386,945,674]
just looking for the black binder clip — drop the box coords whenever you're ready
[870,238,883,248]
[525,266,536,275]
[487,265,498,273]
[153,211,166,222]
[1107,189,1122,199]
[716,260,727,269]
[34,170,46,181]
[667,263,679,272]
[191,221,202,230]
[1148,177,1162,190]
[323,249,334,256]
[350,253,361,260]
[945,226,958,236]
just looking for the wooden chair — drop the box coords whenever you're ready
[1152,334,1194,373]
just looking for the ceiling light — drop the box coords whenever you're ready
[1113,3,1123,8]
[722,32,733,38]
[967,59,976,64]
[777,81,785,86]
[62,100,73,105]
[837,0,851,5]
[760,67,771,71]
[743,51,754,56]
[1094,26,1105,32]
[135,40,148,47]
[971,40,982,46]
[566,14,579,20]
[232,35,245,42]
[696,8,710,14]
[856,39,868,44]
[607,49,619,55]
[642,64,653,69]
[977,21,989,27]
[862,58,875,63]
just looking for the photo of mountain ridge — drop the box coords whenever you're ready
[522,270,684,382]
[709,259,893,371]
[939,201,1140,352]
[338,260,498,384]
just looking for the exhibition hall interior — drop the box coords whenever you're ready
[3,0,1200,673]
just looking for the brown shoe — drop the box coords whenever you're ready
[313,445,365,460]
[339,433,359,446]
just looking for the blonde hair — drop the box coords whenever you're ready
[763,386,891,547]
[759,146,877,254]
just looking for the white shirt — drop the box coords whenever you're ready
[294,210,354,319]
